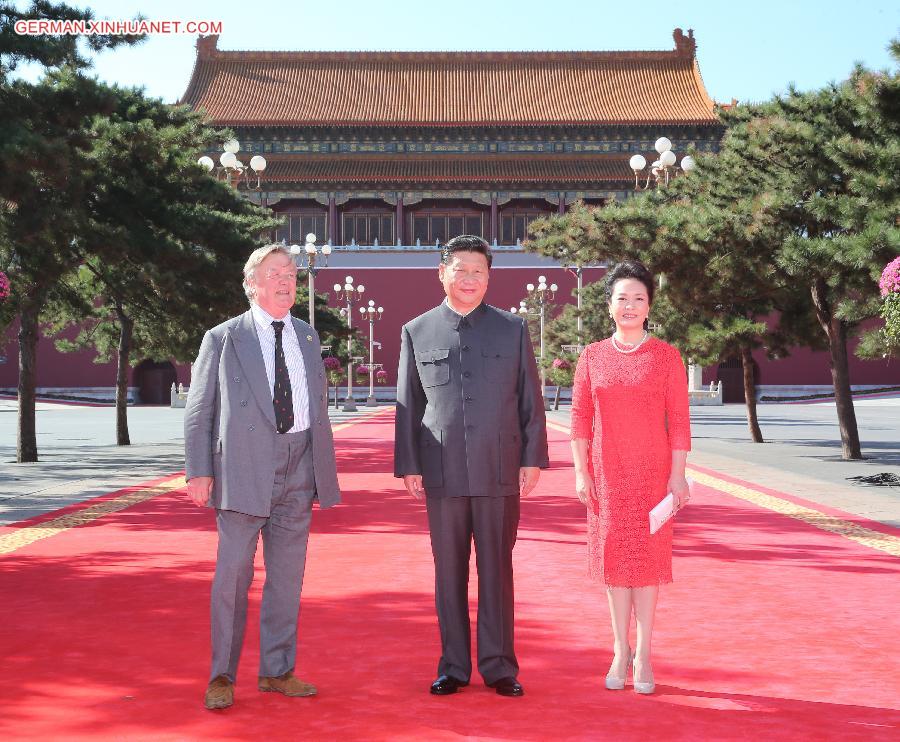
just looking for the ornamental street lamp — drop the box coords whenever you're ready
[512,275,557,408]
[197,139,267,191]
[358,299,385,407]
[289,232,332,331]
[333,275,365,412]
[629,137,695,190]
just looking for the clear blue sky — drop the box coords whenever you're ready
[11,0,900,105]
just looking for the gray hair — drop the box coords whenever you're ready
[242,244,292,302]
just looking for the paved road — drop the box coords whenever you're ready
[2,396,899,527]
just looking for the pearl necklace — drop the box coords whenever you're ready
[611,331,649,354]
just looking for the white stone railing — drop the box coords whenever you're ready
[170,383,188,408]
[688,381,723,406]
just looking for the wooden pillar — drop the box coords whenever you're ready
[396,196,404,245]
[558,193,566,215]
[490,195,498,243]
[328,196,338,244]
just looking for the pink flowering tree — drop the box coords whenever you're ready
[375,369,388,385]
[881,257,900,344]
[0,272,10,303]
[545,355,578,410]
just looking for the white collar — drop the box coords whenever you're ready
[251,303,292,333]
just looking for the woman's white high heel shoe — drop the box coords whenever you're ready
[604,649,633,690]
[632,658,655,695]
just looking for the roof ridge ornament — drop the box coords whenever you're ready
[672,28,696,58]
[197,33,219,60]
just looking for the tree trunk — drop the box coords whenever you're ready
[811,279,862,459]
[114,306,133,446]
[740,345,764,443]
[554,385,561,411]
[17,302,39,463]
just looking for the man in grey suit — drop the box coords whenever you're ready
[394,235,549,697]
[184,244,340,710]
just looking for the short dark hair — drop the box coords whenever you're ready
[604,260,655,305]
[440,234,493,269]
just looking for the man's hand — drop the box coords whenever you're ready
[519,466,540,497]
[403,474,424,500]
[187,476,213,507]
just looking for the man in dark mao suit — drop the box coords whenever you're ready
[394,235,549,697]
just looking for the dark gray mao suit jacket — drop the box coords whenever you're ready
[394,301,549,495]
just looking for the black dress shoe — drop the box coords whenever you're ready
[487,676,524,697]
[430,675,468,695]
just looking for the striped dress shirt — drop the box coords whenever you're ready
[250,303,311,432]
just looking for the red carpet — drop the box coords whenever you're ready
[1,410,899,741]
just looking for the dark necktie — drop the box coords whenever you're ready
[271,320,294,434]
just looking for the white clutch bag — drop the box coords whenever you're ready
[649,477,693,535]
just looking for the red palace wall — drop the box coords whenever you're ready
[2,265,896,393]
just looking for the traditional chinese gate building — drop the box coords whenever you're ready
[1,30,894,399]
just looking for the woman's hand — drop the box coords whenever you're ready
[669,475,691,510]
[574,468,596,507]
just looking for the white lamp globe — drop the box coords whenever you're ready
[223,139,240,154]
[289,244,302,255]
[654,137,672,154]
[629,154,646,171]
[359,307,366,315]
[305,233,317,244]
[660,150,677,168]
[197,155,214,171]
[305,243,316,254]
[538,275,546,283]
[368,300,375,307]
[250,155,267,172]
[526,283,535,292]
[550,283,558,292]
[322,244,332,255]
[377,307,383,313]
[219,151,237,168]
[357,284,365,293]
[681,155,696,172]
[333,283,341,292]
[345,276,353,284]
[510,307,518,313]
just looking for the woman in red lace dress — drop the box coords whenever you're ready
[570,260,691,695]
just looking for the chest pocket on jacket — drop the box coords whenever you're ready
[416,348,451,387]
[482,348,514,382]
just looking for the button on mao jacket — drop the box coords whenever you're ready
[184,310,341,517]
[394,302,549,497]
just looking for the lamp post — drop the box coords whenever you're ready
[358,299,384,406]
[333,275,365,412]
[629,137,695,190]
[289,232,332,331]
[198,139,267,191]
[512,275,557,408]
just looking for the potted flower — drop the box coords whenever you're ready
[0,271,9,303]
[547,356,576,410]
[323,356,344,408]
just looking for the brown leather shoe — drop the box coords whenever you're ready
[204,675,234,709]
[258,671,317,697]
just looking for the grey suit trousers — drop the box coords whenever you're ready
[426,494,520,684]
[209,429,315,683]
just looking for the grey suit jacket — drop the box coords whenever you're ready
[184,309,341,516]
[394,302,549,498]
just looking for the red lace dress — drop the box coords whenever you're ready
[570,336,691,586]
